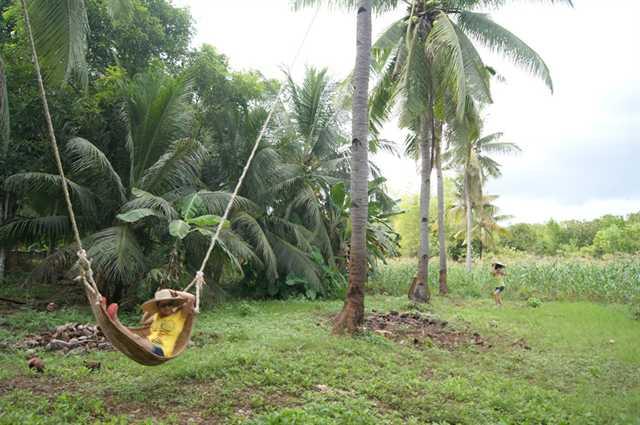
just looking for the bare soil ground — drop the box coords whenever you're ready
[364,310,493,350]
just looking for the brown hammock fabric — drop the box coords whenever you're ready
[85,286,196,366]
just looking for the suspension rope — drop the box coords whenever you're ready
[20,0,99,297]
[183,5,323,305]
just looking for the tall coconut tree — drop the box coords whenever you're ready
[293,0,401,333]
[0,54,8,282]
[450,191,511,259]
[446,113,521,270]
[474,194,512,258]
[370,0,569,297]
[434,120,448,294]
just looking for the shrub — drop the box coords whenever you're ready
[527,297,543,308]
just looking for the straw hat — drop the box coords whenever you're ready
[492,261,506,269]
[142,289,185,315]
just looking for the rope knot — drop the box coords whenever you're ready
[76,249,92,270]
[195,271,206,286]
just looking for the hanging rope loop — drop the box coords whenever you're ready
[194,271,205,314]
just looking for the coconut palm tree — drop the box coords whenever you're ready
[0,54,9,281]
[370,0,569,298]
[474,194,512,258]
[434,121,448,294]
[446,115,520,270]
[450,191,511,259]
[293,0,401,333]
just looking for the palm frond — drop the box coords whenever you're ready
[223,230,262,266]
[86,225,146,286]
[121,188,178,222]
[446,0,573,11]
[477,155,501,178]
[288,67,336,153]
[140,138,206,194]
[266,229,322,291]
[456,11,553,92]
[27,0,89,87]
[401,24,431,120]
[198,190,258,216]
[288,188,323,229]
[232,212,278,282]
[372,20,404,73]
[475,132,503,146]
[4,172,96,217]
[370,50,400,137]
[65,137,126,203]
[428,11,467,119]
[479,141,521,155]
[244,146,287,199]
[0,215,75,246]
[291,0,401,14]
[127,71,194,183]
[452,23,492,103]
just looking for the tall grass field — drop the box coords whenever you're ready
[369,256,640,303]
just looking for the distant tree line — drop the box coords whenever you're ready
[395,195,640,259]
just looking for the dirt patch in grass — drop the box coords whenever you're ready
[100,393,215,425]
[364,311,492,350]
[0,375,82,397]
[0,377,220,424]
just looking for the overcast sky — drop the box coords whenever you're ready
[173,0,639,224]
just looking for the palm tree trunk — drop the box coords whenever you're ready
[464,170,473,272]
[0,194,6,282]
[333,0,371,334]
[410,113,432,303]
[435,122,448,295]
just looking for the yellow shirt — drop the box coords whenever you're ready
[148,309,187,356]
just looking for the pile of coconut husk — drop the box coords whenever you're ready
[365,310,491,350]
[16,323,112,354]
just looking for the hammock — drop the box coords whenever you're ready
[19,0,320,365]
[85,285,195,366]
[74,248,204,365]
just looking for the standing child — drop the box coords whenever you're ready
[491,262,506,306]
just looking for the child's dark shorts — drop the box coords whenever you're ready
[151,345,165,357]
[494,286,505,294]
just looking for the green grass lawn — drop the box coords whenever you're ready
[1,295,639,424]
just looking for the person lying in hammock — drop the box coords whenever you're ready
[140,289,195,357]
[102,289,195,357]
